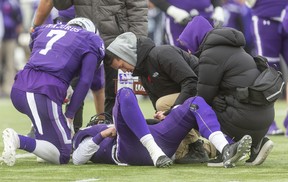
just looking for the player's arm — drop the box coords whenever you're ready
[52,0,73,10]
[30,0,53,32]
[149,0,191,25]
[65,53,98,119]
[72,127,116,165]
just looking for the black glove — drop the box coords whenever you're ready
[212,96,227,112]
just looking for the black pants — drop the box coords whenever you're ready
[104,64,118,115]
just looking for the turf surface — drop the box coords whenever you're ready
[0,96,287,182]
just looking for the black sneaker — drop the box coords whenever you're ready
[246,137,274,165]
[175,139,209,164]
[155,155,173,168]
[222,135,252,168]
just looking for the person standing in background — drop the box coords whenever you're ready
[246,0,288,136]
[0,3,4,97]
[222,0,255,54]
[0,0,23,97]
[147,0,165,46]
[149,0,224,50]
[52,0,148,116]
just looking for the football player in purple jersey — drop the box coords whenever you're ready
[247,0,288,136]
[30,0,105,134]
[149,0,224,50]
[1,17,105,166]
[72,87,252,168]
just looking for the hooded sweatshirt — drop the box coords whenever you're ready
[178,16,213,54]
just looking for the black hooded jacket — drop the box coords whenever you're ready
[133,37,198,110]
[196,27,274,146]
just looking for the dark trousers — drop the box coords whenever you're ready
[104,64,118,115]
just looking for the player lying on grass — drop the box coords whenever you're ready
[72,87,252,168]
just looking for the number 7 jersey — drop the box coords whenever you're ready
[28,24,105,79]
[13,24,105,105]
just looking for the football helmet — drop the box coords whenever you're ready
[86,112,113,127]
[67,17,96,33]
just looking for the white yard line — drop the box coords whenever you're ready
[0,153,35,162]
[75,179,100,182]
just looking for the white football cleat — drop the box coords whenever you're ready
[2,128,20,166]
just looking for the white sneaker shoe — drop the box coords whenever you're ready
[2,128,20,166]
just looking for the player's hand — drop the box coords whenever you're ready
[101,127,116,138]
[153,111,166,121]
[66,117,75,137]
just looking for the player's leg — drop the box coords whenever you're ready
[2,89,72,166]
[113,87,172,167]
[251,16,284,135]
[281,33,288,136]
[150,96,252,168]
[156,93,213,163]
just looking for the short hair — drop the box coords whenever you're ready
[104,49,121,66]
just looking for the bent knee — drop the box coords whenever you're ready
[59,153,71,164]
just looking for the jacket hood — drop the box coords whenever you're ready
[178,16,213,54]
[178,16,246,54]
[133,36,155,75]
[198,28,246,53]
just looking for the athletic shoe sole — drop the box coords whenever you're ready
[266,129,284,136]
[207,159,223,167]
[2,128,18,166]
[156,155,173,168]
[223,135,252,168]
[246,139,274,166]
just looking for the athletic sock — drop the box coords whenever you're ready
[140,134,166,165]
[209,131,229,153]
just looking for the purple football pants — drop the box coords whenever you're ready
[251,16,288,70]
[10,88,72,164]
[112,87,220,165]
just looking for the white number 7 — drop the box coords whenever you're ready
[39,30,67,55]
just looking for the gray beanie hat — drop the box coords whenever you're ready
[107,32,137,66]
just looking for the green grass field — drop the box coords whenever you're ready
[0,96,288,182]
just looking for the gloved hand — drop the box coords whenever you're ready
[212,95,227,112]
[211,6,224,28]
[245,0,257,8]
[167,5,191,25]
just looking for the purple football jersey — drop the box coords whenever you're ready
[252,0,288,18]
[167,0,213,18]
[13,24,105,116]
